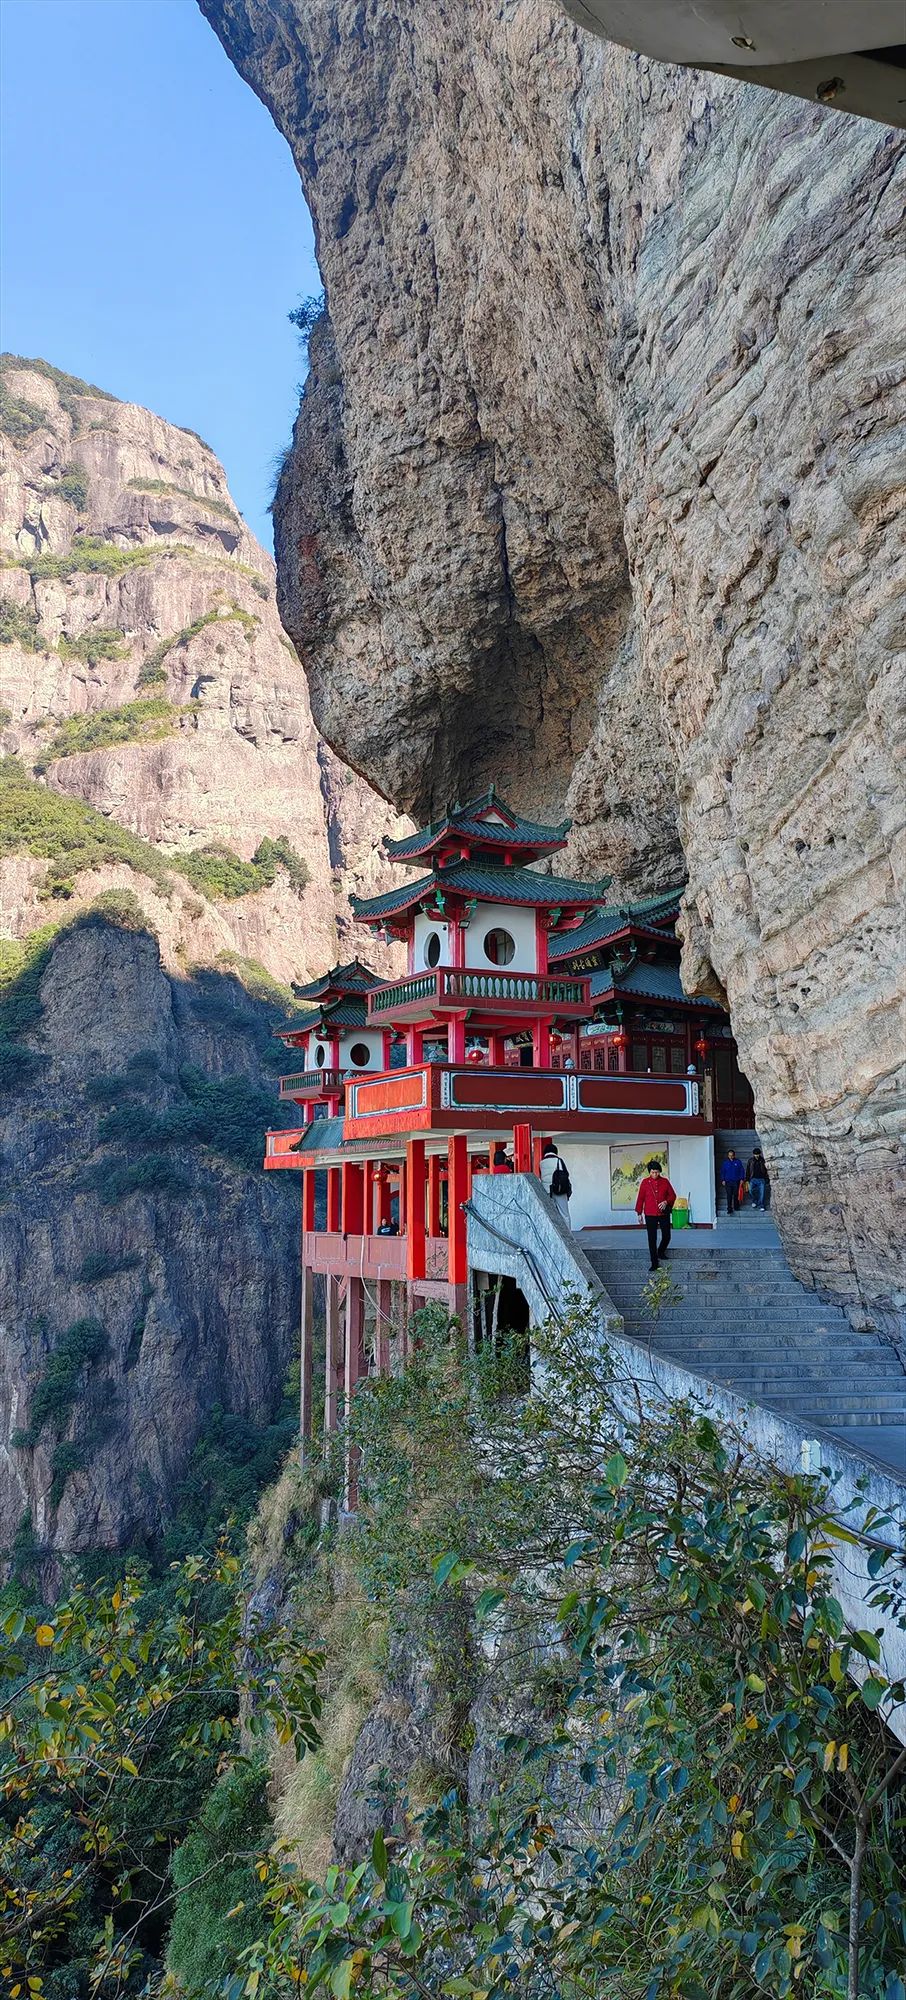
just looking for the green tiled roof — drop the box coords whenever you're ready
[276,995,370,1042]
[548,890,681,962]
[292,957,380,1000]
[589,961,724,1009]
[385,787,570,860]
[352,859,610,922]
[292,1117,346,1153]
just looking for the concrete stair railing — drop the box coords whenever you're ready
[465,1173,906,1744]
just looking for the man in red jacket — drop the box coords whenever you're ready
[635,1159,676,1271]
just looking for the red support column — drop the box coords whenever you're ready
[302,1170,316,1236]
[326,1167,341,1233]
[324,1275,342,1443]
[532,1134,545,1176]
[375,1280,392,1375]
[343,1275,367,1510]
[447,1133,469,1288]
[533,1018,551,1068]
[427,1153,443,1239]
[406,1138,426,1281]
[490,1032,508,1068]
[448,1013,467,1064]
[299,1263,313,1458]
[341,1162,365,1237]
[534,908,549,976]
[375,1166,393,1230]
[407,1026,424,1066]
[513,1123,533,1174]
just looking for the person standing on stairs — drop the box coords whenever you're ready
[721,1149,745,1214]
[635,1159,676,1271]
[539,1139,572,1225]
[747,1148,770,1210]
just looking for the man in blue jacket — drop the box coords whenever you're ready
[721,1149,745,1214]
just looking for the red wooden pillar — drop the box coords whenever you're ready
[532,1133,545,1176]
[299,1263,313,1457]
[490,1031,508,1067]
[375,1279,392,1375]
[447,1133,469,1288]
[341,1162,365,1237]
[375,1166,393,1230]
[326,1167,341,1233]
[448,1014,467,1064]
[407,1025,424,1065]
[533,1018,551,1067]
[513,1122,533,1173]
[302,1169,316,1236]
[406,1138,426,1281]
[397,1160,407,1237]
[343,1275,367,1510]
[324,1275,342,1443]
[427,1153,443,1239]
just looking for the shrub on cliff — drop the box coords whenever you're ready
[232,1302,906,2000]
[0,756,172,895]
[35,695,197,768]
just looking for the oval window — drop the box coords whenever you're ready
[349,1042,371,1068]
[483,927,515,966]
[314,1043,326,1068]
[423,930,442,968]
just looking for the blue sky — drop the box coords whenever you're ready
[0,0,320,547]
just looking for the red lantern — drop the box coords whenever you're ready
[466,1046,484,1065]
[550,1031,564,1050]
[611,1029,627,1052]
[694,1036,709,1062]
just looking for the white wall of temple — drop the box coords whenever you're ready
[463,901,537,973]
[336,1028,385,1071]
[413,911,453,971]
[540,1132,716,1229]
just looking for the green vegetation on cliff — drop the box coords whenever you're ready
[136,603,259,686]
[0,756,171,895]
[0,600,41,650]
[35,696,199,769]
[127,477,240,525]
[174,834,309,901]
[5,1303,904,1998]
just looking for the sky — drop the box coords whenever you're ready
[0,0,320,548]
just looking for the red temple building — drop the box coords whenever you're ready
[264,791,756,1465]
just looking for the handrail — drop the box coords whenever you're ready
[367,967,589,1015]
[279,1068,344,1095]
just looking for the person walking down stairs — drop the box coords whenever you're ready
[747,1148,770,1210]
[635,1159,676,1271]
[721,1149,745,1214]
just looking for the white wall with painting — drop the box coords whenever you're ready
[538,1132,716,1230]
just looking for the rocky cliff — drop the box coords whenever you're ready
[0,915,302,1555]
[0,354,409,986]
[0,357,412,1555]
[198,0,906,1334]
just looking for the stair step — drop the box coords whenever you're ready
[643,1353,902,1378]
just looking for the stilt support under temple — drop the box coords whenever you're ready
[299,1264,314,1458]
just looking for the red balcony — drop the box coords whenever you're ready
[366,966,591,1024]
[265,1127,307,1167]
[343,1063,707,1139]
[278,1068,344,1102]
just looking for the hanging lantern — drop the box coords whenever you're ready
[550,1030,565,1050]
[694,1035,709,1062]
[611,1027,628,1052]
[466,1045,484,1065]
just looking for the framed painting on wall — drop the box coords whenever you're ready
[609,1141,670,1210]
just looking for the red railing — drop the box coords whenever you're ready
[366,966,591,1020]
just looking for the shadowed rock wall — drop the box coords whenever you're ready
[198,0,905,1332]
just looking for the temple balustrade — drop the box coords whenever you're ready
[278,1068,345,1101]
[343,1062,703,1140]
[365,966,591,1021]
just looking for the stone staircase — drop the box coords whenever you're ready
[581,1224,906,1475]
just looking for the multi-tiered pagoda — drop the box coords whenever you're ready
[266,791,719,1467]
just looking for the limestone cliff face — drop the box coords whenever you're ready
[0,919,300,1554]
[0,356,410,984]
[198,1,906,1332]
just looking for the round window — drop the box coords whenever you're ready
[314,1043,326,1068]
[349,1042,371,1068]
[423,930,442,968]
[483,927,516,966]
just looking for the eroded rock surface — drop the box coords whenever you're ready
[0,357,409,984]
[200,0,905,1329]
[0,920,300,1553]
